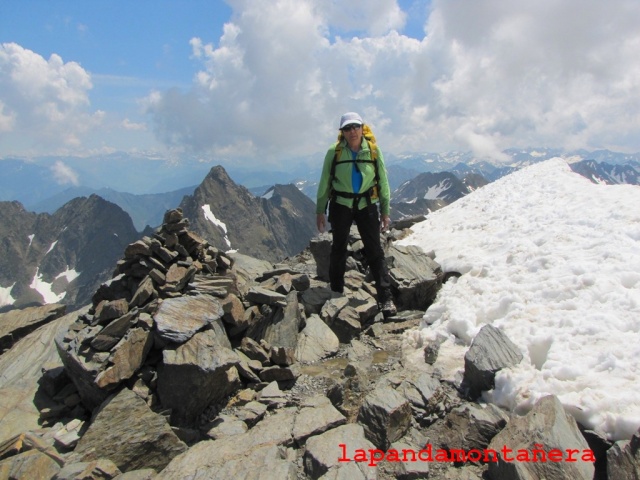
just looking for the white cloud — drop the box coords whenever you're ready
[0,100,16,132]
[0,0,637,161]
[0,42,103,152]
[51,160,80,186]
[122,118,147,131]
[143,0,640,163]
[323,0,406,36]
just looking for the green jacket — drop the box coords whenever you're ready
[316,137,391,215]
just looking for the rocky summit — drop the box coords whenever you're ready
[0,209,632,479]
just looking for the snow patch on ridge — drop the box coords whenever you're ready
[0,283,16,307]
[202,204,232,248]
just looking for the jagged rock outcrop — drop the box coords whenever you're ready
[66,387,187,472]
[179,166,316,263]
[488,395,595,480]
[607,427,640,479]
[54,209,241,413]
[464,324,524,398]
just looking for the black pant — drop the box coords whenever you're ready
[328,201,392,302]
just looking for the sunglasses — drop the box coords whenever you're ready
[342,124,361,132]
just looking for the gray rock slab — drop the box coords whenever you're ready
[300,286,334,316]
[261,291,302,350]
[0,307,83,443]
[0,449,61,480]
[333,306,362,344]
[246,286,287,306]
[386,244,442,311]
[259,365,296,383]
[464,324,523,398]
[440,403,509,453]
[157,407,298,479]
[258,381,290,409]
[112,468,157,480]
[156,438,296,480]
[90,311,136,352]
[54,458,122,480]
[303,423,376,480]
[0,303,66,353]
[157,329,240,425]
[94,327,153,390]
[293,395,346,446]
[398,371,441,410]
[69,387,187,473]
[234,400,268,427]
[153,295,223,344]
[203,414,248,440]
[357,386,413,450]
[382,440,430,480]
[309,233,332,281]
[295,314,340,363]
[320,296,349,325]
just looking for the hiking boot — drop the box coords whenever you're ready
[380,298,397,317]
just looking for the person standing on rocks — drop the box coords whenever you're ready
[316,112,397,317]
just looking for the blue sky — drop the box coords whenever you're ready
[1,2,232,103]
[1,0,639,167]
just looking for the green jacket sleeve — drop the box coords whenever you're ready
[316,145,336,214]
[376,147,391,216]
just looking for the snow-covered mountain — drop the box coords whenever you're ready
[0,196,139,310]
[569,159,640,186]
[389,171,489,220]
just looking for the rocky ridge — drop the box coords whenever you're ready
[179,166,317,263]
[0,210,636,479]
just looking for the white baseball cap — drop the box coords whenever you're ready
[339,112,363,130]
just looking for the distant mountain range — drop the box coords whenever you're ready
[1,148,638,312]
[29,185,196,231]
[3,148,639,223]
[0,165,317,311]
[384,150,640,219]
[569,159,640,185]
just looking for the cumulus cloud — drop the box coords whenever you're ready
[143,0,640,163]
[51,160,80,186]
[0,42,103,152]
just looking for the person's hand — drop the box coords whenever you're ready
[317,213,326,233]
[380,214,391,232]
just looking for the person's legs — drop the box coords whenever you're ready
[328,202,353,293]
[354,204,394,307]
